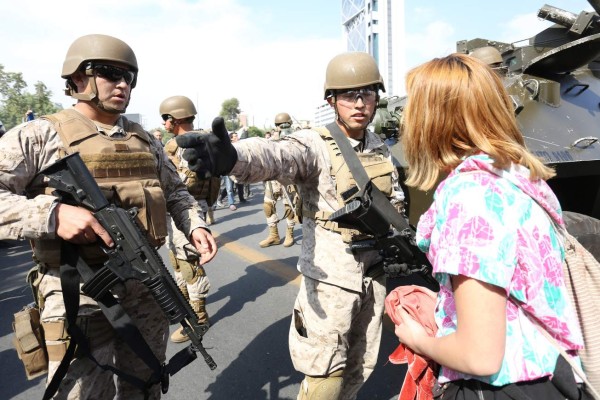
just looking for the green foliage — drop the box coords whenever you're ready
[162,131,175,145]
[219,98,241,132]
[247,126,265,138]
[0,64,62,130]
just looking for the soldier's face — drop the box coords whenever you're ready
[330,87,376,135]
[163,117,175,133]
[93,62,133,112]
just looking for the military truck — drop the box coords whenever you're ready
[376,1,600,255]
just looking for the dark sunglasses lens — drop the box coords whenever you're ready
[162,114,171,122]
[95,65,135,85]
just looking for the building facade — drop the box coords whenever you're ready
[343,0,405,97]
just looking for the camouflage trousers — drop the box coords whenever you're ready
[39,268,169,400]
[263,181,295,228]
[167,216,210,301]
[289,274,386,400]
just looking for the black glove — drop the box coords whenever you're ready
[176,117,238,179]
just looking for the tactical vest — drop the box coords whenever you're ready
[303,127,395,242]
[29,109,168,268]
[164,135,220,204]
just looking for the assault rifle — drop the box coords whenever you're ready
[329,184,439,290]
[41,153,217,376]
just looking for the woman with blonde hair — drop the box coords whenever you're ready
[394,53,587,399]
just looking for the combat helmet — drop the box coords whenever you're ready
[323,52,385,99]
[274,112,292,126]
[469,46,503,66]
[160,96,197,120]
[62,34,138,101]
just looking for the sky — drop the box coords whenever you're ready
[0,0,594,131]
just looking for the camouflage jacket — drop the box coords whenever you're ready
[231,128,404,291]
[0,110,206,242]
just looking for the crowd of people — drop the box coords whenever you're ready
[0,31,593,400]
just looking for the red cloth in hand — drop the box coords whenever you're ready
[385,285,438,400]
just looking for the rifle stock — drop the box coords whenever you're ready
[41,152,216,370]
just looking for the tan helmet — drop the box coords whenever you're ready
[323,52,385,99]
[159,96,197,119]
[62,34,138,103]
[274,112,292,126]
[469,46,503,66]
[62,34,138,78]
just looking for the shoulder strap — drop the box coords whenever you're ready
[324,122,410,233]
[44,242,159,399]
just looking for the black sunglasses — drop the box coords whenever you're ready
[89,64,137,87]
[161,114,172,122]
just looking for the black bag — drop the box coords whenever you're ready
[433,356,591,400]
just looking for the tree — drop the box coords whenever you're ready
[219,98,241,132]
[247,126,265,138]
[0,64,62,130]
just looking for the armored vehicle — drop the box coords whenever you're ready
[377,1,600,254]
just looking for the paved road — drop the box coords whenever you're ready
[0,183,406,399]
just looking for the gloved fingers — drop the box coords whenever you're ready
[182,148,199,165]
[211,117,231,143]
[176,132,204,148]
[183,148,211,178]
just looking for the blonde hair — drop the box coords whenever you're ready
[402,53,555,191]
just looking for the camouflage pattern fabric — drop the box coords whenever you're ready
[231,128,403,292]
[40,268,168,400]
[289,274,386,400]
[263,180,295,228]
[167,216,210,302]
[0,113,207,398]
[0,116,207,241]
[230,128,403,398]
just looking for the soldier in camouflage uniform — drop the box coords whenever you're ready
[0,34,217,399]
[177,52,405,400]
[160,95,218,342]
[258,112,298,248]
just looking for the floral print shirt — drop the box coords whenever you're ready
[416,154,583,386]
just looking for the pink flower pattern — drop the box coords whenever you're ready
[418,155,583,386]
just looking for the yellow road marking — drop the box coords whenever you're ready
[213,233,395,332]
[214,232,302,286]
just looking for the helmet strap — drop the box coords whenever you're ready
[70,77,97,102]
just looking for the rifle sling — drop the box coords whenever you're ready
[43,241,197,399]
[326,123,415,234]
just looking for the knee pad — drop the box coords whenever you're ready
[169,250,180,272]
[179,259,205,284]
[298,370,343,400]
[263,202,276,218]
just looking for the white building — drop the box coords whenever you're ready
[314,0,405,126]
[343,0,405,96]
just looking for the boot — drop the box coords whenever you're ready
[191,298,210,326]
[170,298,210,343]
[283,226,295,247]
[259,226,281,248]
[206,208,214,225]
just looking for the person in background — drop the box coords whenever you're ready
[0,120,5,138]
[394,53,585,399]
[229,132,247,204]
[0,34,217,399]
[152,129,163,144]
[257,113,297,248]
[24,109,35,122]
[159,95,219,343]
[176,51,404,400]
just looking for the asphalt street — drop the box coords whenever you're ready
[0,182,406,399]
